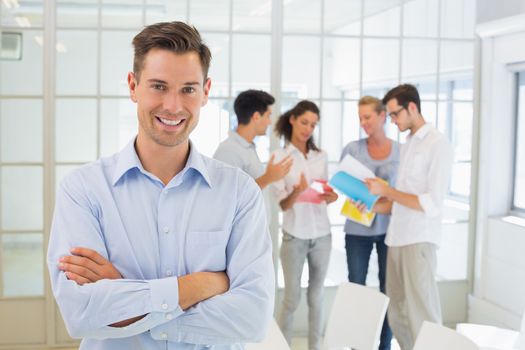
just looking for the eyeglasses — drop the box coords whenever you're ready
[388,106,406,119]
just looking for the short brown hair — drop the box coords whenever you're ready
[382,84,421,113]
[358,95,386,114]
[132,21,211,82]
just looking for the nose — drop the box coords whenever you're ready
[163,92,183,114]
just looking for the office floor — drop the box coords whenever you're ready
[290,337,401,349]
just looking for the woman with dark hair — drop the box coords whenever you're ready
[272,100,338,350]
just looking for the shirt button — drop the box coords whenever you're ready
[166,269,172,276]
[163,226,170,234]
[160,332,168,340]
[165,313,173,320]
[161,303,168,310]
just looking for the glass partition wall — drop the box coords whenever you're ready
[0,0,475,347]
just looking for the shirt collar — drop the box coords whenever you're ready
[409,123,432,140]
[285,142,312,157]
[112,138,212,188]
[230,130,255,149]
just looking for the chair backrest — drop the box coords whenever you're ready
[245,318,290,350]
[456,323,519,349]
[414,321,479,350]
[323,282,389,350]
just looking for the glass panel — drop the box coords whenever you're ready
[342,101,360,146]
[100,31,135,96]
[449,162,470,197]
[57,0,99,27]
[0,30,43,95]
[191,99,230,158]
[421,101,437,127]
[324,0,361,35]
[322,38,360,99]
[55,99,97,162]
[321,101,342,162]
[440,41,474,87]
[403,0,438,37]
[1,99,42,162]
[56,31,97,95]
[1,0,43,27]
[101,0,143,28]
[402,39,438,99]
[232,34,271,94]
[436,223,468,280]
[452,79,473,101]
[282,36,321,99]
[202,33,229,98]
[1,166,43,230]
[514,73,525,209]
[283,0,321,34]
[189,0,229,31]
[233,0,271,32]
[146,0,187,24]
[451,102,472,162]
[362,39,399,93]
[440,0,475,39]
[2,233,44,297]
[363,0,400,37]
[100,98,137,157]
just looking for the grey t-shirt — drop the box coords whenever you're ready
[340,138,400,236]
[213,131,265,179]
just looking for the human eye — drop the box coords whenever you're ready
[182,86,196,94]
[151,83,166,91]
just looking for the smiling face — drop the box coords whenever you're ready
[289,110,319,145]
[128,48,210,149]
[358,103,386,137]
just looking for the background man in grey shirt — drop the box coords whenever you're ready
[214,89,292,189]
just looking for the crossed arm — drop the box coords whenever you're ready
[58,247,229,327]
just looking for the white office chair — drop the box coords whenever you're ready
[414,321,479,350]
[245,318,290,350]
[456,323,519,349]
[323,281,389,350]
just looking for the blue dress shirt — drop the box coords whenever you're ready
[47,139,275,350]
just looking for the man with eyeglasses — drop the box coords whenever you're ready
[365,84,453,350]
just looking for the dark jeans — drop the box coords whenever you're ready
[345,234,392,350]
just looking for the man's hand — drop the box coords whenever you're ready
[256,155,293,189]
[265,155,293,182]
[178,271,230,310]
[350,198,368,213]
[365,177,391,197]
[58,247,122,285]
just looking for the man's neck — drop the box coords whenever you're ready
[135,134,190,186]
[236,125,257,144]
[409,115,426,135]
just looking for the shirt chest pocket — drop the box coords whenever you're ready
[407,153,428,184]
[185,230,229,272]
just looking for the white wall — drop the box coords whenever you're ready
[472,13,525,329]
[477,0,525,24]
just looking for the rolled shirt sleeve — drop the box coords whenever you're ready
[417,138,453,218]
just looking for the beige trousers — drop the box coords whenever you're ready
[386,243,442,350]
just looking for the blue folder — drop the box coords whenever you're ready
[329,171,379,210]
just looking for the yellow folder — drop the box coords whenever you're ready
[341,198,376,227]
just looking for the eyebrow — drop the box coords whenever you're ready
[146,79,200,86]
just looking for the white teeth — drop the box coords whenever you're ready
[159,117,183,126]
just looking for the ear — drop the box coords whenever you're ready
[407,101,418,114]
[379,110,387,123]
[201,78,211,107]
[252,111,261,122]
[128,72,138,103]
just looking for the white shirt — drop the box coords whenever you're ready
[386,123,453,248]
[271,143,331,239]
